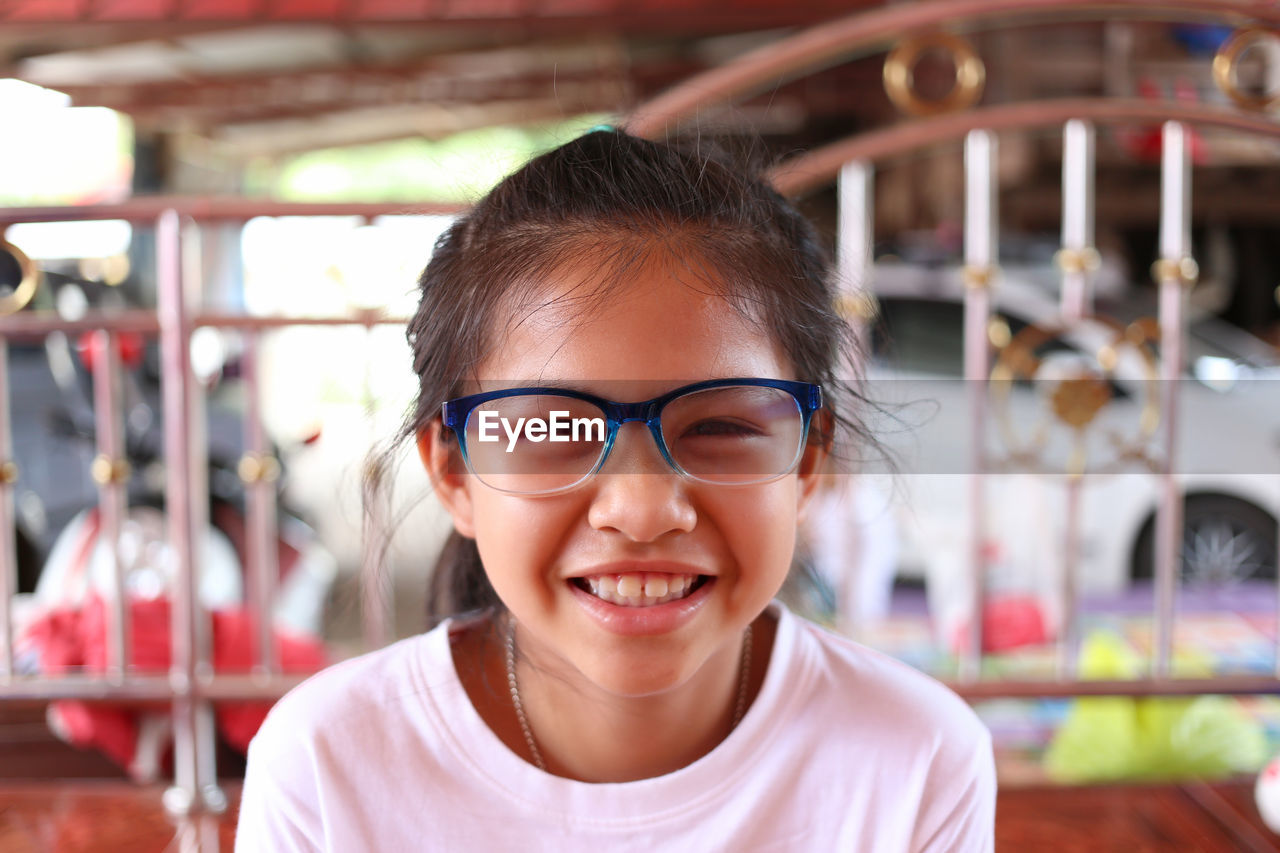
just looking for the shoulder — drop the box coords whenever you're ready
[772,612,996,849]
[248,625,450,763]
[787,613,986,745]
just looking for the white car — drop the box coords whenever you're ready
[854,266,1279,619]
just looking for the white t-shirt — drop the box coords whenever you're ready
[236,603,995,852]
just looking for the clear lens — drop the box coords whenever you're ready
[463,393,608,493]
[661,385,805,484]
[459,384,808,494]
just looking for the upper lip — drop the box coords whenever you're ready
[565,561,714,580]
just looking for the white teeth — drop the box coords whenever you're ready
[644,577,669,598]
[577,572,702,607]
[616,574,642,598]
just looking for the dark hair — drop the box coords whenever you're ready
[397,127,873,628]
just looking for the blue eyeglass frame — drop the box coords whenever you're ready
[440,378,824,494]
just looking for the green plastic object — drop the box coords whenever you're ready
[1043,630,1267,783]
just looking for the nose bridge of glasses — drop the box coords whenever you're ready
[599,417,676,476]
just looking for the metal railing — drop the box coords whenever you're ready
[631,0,1280,698]
[0,199,463,844]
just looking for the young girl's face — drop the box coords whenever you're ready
[428,252,825,699]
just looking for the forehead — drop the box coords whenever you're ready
[474,254,793,392]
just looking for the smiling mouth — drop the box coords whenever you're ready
[571,572,711,607]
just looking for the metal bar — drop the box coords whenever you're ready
[1058,474,1082,678]
[158,209,206,818]
[1055,119,1095,679]
[960,129,998,683]
[193,312,411,330]
[0,310,409,340]
[0,339,14,680]
[949,675,1280,701]
[0,198,464,225]
[180,222,224,816]
[240,331,278,675]
[0,673,306,702]
[769,98,1280,198]
[1153,121,1191,679]
[360,323,391,652]
[3,670,1278,702]
[1060,119,1096,322]
[834,159,874,635]
[836,158,874,354]
[629,0,1280,140]
[91,329,131,680]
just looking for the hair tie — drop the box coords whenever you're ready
[587,123,616,134]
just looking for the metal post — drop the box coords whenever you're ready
[835,159,875,636]
[360,321,391,651]
[91,328,131,680]
[158,211,224,817]
[1059,474,1082,677]
[961,129,998,682]
[1153,121,1191,678]
[1060,119,1096,323]
[241,331,278,674]
[837,159,875,356]
[1055,119,1096,678]
[0,339,15,680]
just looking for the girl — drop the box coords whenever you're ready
[236,128,995,851]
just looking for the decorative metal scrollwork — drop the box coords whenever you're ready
[883,33,986,117]
[989,315,1162,477]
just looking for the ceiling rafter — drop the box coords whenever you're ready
[0,0,863,27]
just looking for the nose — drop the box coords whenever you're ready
[586,423,696,542]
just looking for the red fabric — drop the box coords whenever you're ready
[19,596,329,773]
[950,594,1050,654]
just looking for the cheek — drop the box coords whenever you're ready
[468,492,583,604]
[712,483,801,581]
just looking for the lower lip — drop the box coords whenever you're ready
[567,578,715,636]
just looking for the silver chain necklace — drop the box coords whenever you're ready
[504,621,754,773]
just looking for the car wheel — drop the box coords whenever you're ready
[1133,493,1278,586]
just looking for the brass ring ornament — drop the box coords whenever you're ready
[1151,256,1199,288]
[238,453,281,484]
[834,290,878,321]
[988,315,1162,476]
[1054,247,1102,276]
[883,33,986,117]
[90,454,132,486]
[1212,26,1280,112]
[963,264,996,290]
[0,238,40,316]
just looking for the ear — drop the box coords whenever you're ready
[795,412,833,523]
[418,420,477,539]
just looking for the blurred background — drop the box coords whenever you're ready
[1,2,1280,849]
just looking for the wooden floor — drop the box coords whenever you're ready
[1,779,1278,851]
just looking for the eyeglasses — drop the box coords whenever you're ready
[441,378,823,496]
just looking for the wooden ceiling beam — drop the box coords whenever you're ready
[0,0,870,28]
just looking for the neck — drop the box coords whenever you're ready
[456,614,770,783]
